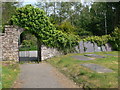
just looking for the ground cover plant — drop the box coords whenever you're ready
[19,45,37,51]
[0,63,2,89]
[47,51,118,88]
[2,61,20,88]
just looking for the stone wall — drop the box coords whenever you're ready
[0,25,112,62]
[1,25,62,61]
[41,46,62,60]
[1,25,24,61]
[75,41,112,53]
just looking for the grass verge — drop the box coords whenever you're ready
[2,61,20,88]
[19,46,37,51]
[47,51,118,88]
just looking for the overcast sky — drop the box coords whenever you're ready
[21,0,85,6]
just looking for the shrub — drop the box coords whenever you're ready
[83,35,111,47]
[109,27,120,51]
[82,27,120,51]
[76,28,93,38]
[22,40,32,47]
[55,21,76,34]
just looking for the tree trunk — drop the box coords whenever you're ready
[54,2,55,18]
[37,38,42,62]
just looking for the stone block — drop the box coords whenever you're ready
[84,54,106,58]
[80,63,113,73]
[72,55,94,61]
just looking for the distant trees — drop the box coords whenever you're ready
[72,2,120,36]
[36,2,120,36]
[2,2,16,25]
[1,2,22,32]
[2,2,22,25]
[2,1,119,36]
[90,2,119,35]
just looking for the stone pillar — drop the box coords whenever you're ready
[2,25,24,61]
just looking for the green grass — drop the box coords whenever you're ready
[47,51,118,88]
[19,45,37,51]
[0,63,2,89]
[2,61,20,88]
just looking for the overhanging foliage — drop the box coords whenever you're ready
[10,4,79,54]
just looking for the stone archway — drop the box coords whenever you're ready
[1,25,61,61]
[19,30,38,62]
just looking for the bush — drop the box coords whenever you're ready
[109,27,120,51]
[83,35,111,47]
[76,28,93,38]
[19,40,37,51]
[55,21,76,34]
[52,30,79,54]
[82,27,120,51]
[22,40,32,47]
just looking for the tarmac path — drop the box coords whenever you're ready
[14,62,79,88]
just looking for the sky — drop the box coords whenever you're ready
[1,0,120,2]
[20,0,84,6]
[16,0,37,6]
[16,0,89,6]
[2,0,119,7]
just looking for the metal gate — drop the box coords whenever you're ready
[19,46,30,62]
[19,45,38,62]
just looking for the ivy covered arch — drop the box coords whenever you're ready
[10,4,78,62]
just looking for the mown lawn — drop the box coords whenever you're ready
[2,61,20,88]
[19,46,37,51]
[47,51,118,88]
[0,63,2,89]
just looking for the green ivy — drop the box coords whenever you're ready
[82,27,120,51]
[10,4,79,54]
[109,27,120,51]
[83,35,111,47]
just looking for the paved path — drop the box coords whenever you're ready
[14,63,79,88]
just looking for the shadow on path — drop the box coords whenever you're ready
[19,57,38,63]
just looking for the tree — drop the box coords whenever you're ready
[89,2,120,35]
[109,27,120,51]
[72,2,120,36]
[2,2,16,25]
[55,21,76,35]
[1,2,22,32]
